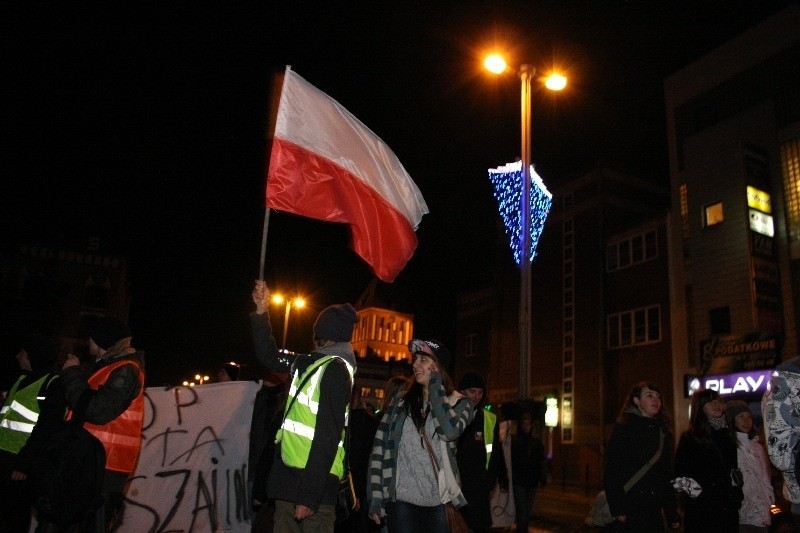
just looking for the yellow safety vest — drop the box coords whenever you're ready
[0,374,58,454]
[484,410,497,469]
[276,355,355,478]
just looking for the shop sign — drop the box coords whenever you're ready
[700,331,780,374]
[685,369,773,398]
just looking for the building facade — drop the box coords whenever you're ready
[665,6,800,431]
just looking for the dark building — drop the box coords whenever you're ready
[665,5,800,430]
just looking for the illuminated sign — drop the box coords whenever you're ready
[685,369,774,398]
[750,209,774,237]
[747,186,771,214]
[561,398,572,427]
[545,397,559,427]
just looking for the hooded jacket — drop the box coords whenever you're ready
[762,356,800,510]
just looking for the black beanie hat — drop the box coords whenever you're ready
[90,316,132,350]
[313,304,358,342]
[458,371,486,391]
[220,362,241,381]
[408,339,451,370]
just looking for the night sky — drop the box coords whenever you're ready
[4,1,795,385]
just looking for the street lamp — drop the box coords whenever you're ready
[485,53,565,400]
[271,293,306,350]
[194,374,210,385]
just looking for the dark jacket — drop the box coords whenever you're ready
[60,352,145,427]
[457,409,508,529]
[250,311,354,512]
[604,410,679,529]
[510,430,545,489]
[674,426,741,531]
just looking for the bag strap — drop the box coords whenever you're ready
[422,431,441,472]
[623,430,664,493]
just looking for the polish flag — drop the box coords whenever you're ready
[266,67,428,282]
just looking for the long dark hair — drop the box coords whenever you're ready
[401,367,455,432]
[688,388,722,437]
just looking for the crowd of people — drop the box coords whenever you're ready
[3,281,800,532]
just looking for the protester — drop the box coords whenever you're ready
[510,412,546,533]
[603,382,679,531]
[368,339,474,532]
[0,334,65,533]
[250,368,288,532]
[217,361,241,382]
[456,371,508,532]
[57,316,145,532]
[674,388,742,531]
[335,388,380,533]
[251,279,358,531]
[724,400,773,532]
[762,356,800,530]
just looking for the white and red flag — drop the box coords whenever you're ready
[266,66,428,282]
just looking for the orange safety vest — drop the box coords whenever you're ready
[72,359,145,473]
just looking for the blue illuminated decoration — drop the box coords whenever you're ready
[487,161,553,266]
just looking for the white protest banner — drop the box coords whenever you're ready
[120,381,260,532]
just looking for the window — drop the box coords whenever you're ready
[704,202,724,227]
[465,333,478,357]
[607,230,659,272]
[374,388,385,400]
[607,306,661,348]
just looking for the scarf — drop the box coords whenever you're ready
[708,414,727,430]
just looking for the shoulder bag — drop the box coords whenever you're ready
[585,430,664,527]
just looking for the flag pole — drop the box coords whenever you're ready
[259,67,288,280]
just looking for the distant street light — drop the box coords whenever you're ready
[194,374,210,385]
[485,53,566,400]
[271,293,306,350]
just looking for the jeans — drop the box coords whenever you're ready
[386,500,447,533]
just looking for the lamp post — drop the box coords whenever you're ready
[484,54,565,400]
[271,294,306,350]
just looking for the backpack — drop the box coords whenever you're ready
[33,391,107,526]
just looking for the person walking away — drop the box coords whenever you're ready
[725,401,773,532]
[251,280,358,532]
[674,388,743,531]
[57,316,145,532]
[456,371,508,532]
[762,356,800,531]
[368,339,474,532]
[510,412,546,533]
[0,334,66,533]
[603,382,679,531]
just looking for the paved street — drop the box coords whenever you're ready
[493,484,598,533]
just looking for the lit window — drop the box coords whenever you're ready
[704,202,724,226]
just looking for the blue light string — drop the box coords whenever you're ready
[487,161,553,266]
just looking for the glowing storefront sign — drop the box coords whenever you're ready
[747,186,771,214]
[749,209,774,237]
[686,369,773,398]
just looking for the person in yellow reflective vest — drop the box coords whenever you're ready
[0,334,65,533]
[251,280,358,531]
[456,371,508,532]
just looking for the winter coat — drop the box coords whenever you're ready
[674,426,741,531]
[250,311,355,513]
[603,410,679,530]
[735,432,773,527]
[761,356,800,506]
[457,408,508,529]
